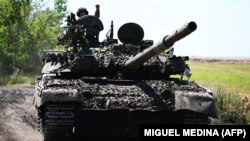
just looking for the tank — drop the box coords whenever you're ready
[33,13,217,140]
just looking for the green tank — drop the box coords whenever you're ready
[33,13,217,140]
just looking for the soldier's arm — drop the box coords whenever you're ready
[95,4,100,18]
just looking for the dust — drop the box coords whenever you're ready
[0,87,43,141]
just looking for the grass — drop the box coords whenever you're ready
[187,60,250,124]
[188,61,250,96]
[213,85,250,124]
[0,71,36,86]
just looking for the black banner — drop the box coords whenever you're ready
[140,125,250,141]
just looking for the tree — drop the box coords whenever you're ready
[0,0,68,74]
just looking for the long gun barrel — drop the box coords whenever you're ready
[124,21,197,69]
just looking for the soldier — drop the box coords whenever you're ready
[76,5,104,47]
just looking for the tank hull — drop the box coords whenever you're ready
[34,77,216,139]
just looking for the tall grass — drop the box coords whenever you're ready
[0,70,35,86]
[213,85,250,124]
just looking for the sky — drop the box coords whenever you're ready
[56,0,250,58]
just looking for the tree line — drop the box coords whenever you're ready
[0,0,67,75]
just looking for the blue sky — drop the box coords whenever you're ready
[57,0,250,58]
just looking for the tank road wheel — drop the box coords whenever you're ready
[40,104,76,141]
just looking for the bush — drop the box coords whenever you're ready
[214,86,250,124]
[7,70,34,85]
[0,76,9,86]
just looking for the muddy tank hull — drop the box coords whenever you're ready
[34,76,216,139]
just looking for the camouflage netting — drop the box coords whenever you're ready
[39,78,210,112]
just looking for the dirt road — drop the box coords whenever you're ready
[0,86,43,141]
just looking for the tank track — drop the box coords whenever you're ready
[40,104,75,141]
[39,106,208,140]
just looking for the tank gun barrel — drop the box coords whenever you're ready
[124,21,197,69]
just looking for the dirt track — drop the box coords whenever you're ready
[0,87,43,141]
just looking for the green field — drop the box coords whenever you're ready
[187,60,250,96]
[187,60,250,124]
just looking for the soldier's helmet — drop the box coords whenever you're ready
[77,7,89,17]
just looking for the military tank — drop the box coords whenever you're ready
[33,12,217,140]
